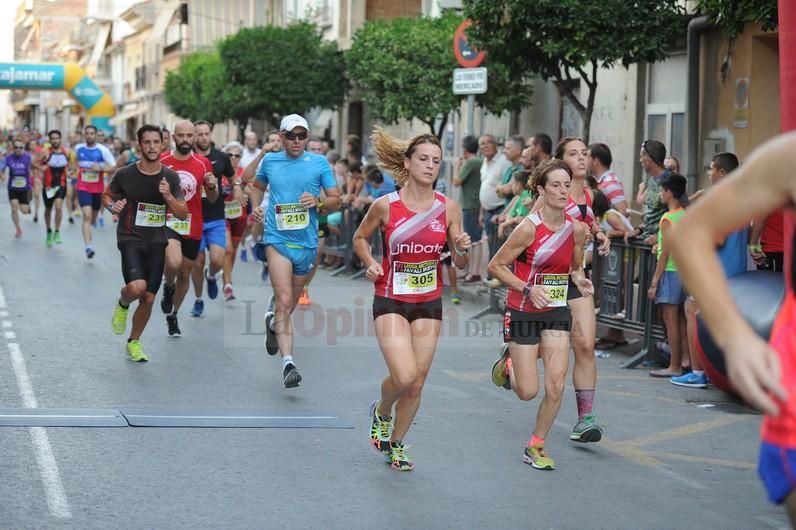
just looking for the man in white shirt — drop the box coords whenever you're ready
[240,131,262,168]
[475,134,511,283]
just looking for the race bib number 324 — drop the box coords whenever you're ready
[534,273,569,307]
[393,260,438,295]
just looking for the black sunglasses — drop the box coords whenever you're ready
[13,144,23,149]
[229,153,242,158]
[283,131,308,141]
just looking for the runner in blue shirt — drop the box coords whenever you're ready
[250,114,340,388]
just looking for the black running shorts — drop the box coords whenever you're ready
[8,189,30,205]
[372,295,443,322]
[503,306,572,345]
[118,240,167,294]
[166,228,200,261]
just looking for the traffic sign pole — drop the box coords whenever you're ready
[466,95,474,137]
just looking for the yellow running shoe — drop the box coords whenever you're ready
[523,445,554,470]
[111,302,129,335]
[389,441,413,471]
[126,340,149,362]
[369,400,393,453]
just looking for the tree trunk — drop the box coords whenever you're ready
[435,114,448,141]
[238,121,247,142]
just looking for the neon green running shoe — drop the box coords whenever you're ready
[126,340,149,362]
[111,302,129,335]
[369,400,393,453]
[46,232,53,247]
[53,231,62,244]
[523,445,554,470]
[450,292,461,305]
[389,441,413,471]
[491,343,511,390]
[570,414,603,443]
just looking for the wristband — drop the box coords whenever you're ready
[454,246,469,257]
[106,203,115,214]
[316,196,324,210]
[748,244,762,253]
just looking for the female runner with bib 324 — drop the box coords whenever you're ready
[353,128,471,471]
[489,159,592,470]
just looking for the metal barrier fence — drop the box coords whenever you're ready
[320,205,383,280]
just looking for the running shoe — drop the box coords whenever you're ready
[111,302,129,335]
[283,363,302,388]
[166,314,181,338]
[14,226,22,238]
[33,215,38,223]
[261,262,269,282]
[206,268,219,300]
[53,231,62,244]
[298,287,310,306]
[484,278,502,289]
[86,247,95,259]
[389,441,413,471]
[46,231,53,247]
[264,296,278,355]
[68,216,74,224]
[491,343,512,390]
[450,292,461,305]
[160,283,175,314]
[670,371,709,389]
[369,400,393,453]
[570,414,603,443]
[191,299,204,317]
[240,248,248,262]
[98,217,105,228]
[523,445,554,470]
[224,284,235,301]
[126,340,149,362]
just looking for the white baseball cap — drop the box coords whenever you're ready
[279,114,309,132]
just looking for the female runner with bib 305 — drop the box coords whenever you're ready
[489,159,592,470]
[354,128,471,471]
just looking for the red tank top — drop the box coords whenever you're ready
[375,191,448,303]
[506,212,575,313]
[42,147,70,188]
[763,211,796,446]
[565,188,595,228]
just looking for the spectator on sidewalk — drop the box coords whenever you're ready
[495,136,526,205]
[588,142,629,216]
[672,152,749,388]
[528,133,553,168]
[453,135,483,282]
[750,210,785,272]
[240,131,261,168]
[477,134,511,285]
[647,173,689,378]
[638,140,671,245]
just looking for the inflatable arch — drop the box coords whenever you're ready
[0,63,115,133]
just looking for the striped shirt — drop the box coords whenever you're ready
[597,170,627,207]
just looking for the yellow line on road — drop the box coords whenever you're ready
[615,415,744,449]
[653,451,755,470]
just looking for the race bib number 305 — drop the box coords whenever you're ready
[135,202,166,227]
[82,171,100,183]
[534,273,569,307]
[165,213,191,235]
[275,203,309,231]
[393,260,438,295]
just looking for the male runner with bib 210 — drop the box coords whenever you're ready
[249,114,340,388]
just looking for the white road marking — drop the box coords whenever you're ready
[1,283,71,519]
[5,331,15,340]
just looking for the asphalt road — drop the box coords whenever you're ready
[0,196,789,529]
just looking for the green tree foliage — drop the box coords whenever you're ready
[697,0,778,38]
[163,50,229,125]
[218,22,347,131]
[345,11,532,139]
[463,0,685,142]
